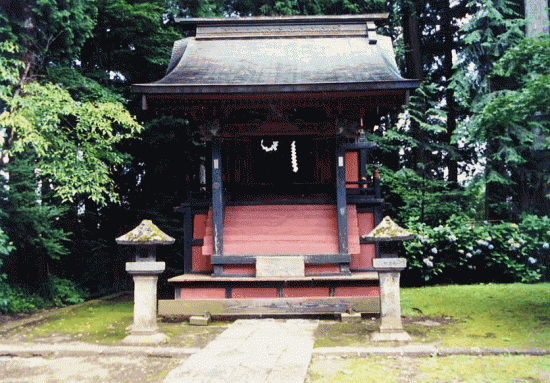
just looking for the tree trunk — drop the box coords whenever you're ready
[525,0,550,37]
[443,0,458,185]
[403,1,425,173]
[403,3,423,80]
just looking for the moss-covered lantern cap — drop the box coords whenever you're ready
[116,220,175,245]
[361,216,414,242]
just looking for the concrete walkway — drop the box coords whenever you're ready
[164,318,319,383]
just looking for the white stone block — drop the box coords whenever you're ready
[373,258,407,270]
[125,261,165,275]
[256,256,305,277]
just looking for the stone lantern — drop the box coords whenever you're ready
[116,220,175,344]
[362,216,414,341]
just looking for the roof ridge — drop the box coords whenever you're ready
[175,14,389,26]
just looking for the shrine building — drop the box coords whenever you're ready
[133,14,420,317]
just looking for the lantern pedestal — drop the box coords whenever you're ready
[122,262,167,345]
[371,258,411,342]
[361,216,414,342]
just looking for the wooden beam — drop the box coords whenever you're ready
[212,137,224,256]
[210,254,351,265]
[168,271,379,283]
[336,139,348,254]
[159,296,380,316]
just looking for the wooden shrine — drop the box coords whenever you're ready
[133,14,419,317]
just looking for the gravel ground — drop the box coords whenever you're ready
[0,354,184,383]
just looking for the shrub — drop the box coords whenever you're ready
[51,276,89,305]
[0,276,89,314]
[0,280,49,314]
[402,214,547,286]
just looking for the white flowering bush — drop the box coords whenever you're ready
[402,214,549,285]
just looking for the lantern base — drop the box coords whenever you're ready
[122,331,168,345]
[371,330,412,342]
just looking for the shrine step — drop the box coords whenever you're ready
[202,204,360,256]
[162,272,380,317]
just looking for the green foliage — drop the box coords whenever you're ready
[0,41,24,98]
[0,280,48,314]
[30,0,98,64]
[451,0,524,107]
[403,215,547,285]
[469,36,550,218]
[0,153,70,298]
[0,276,88,314]
[0,0,98,69]
[0,227,15,260]
[0,49,143,205]
[191,0,386,17]
[0,154,70,261]
[50,275,89,305]
[380,167,469,226]
[46,66,126,103]
[80,0,183,85]
[2,81,142,204]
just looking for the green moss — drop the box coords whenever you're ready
[28,301,133,343]
[416,355,550,382]
[308,356,550,383]
[308,357,399,383]
[5,298,231,346]
[314,321,378,348]
[363,216,413,238]
[312,283,550,349]
[117,219,175,243]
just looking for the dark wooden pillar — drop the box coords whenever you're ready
[359,148,367,181]
[182,206,193,274]
[373,165,382,259]
[336,138,348,255]
[212,137,224,257]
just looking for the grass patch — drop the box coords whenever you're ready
[26,300,134,343]
[159,321,229,348]
[308,356,550,382]
[314,283,550,348]
[417,355,550,382]
[5,297,230,346]
[308,357,399,383]
[314,319,378,347]
[401,283,550,348]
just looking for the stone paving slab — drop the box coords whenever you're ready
[0,342,199,358]
[164,319,319,383]
[312,346,550,357]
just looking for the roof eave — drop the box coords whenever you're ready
[132,80,421,95]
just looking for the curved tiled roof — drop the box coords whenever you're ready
[133,15,419,95]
